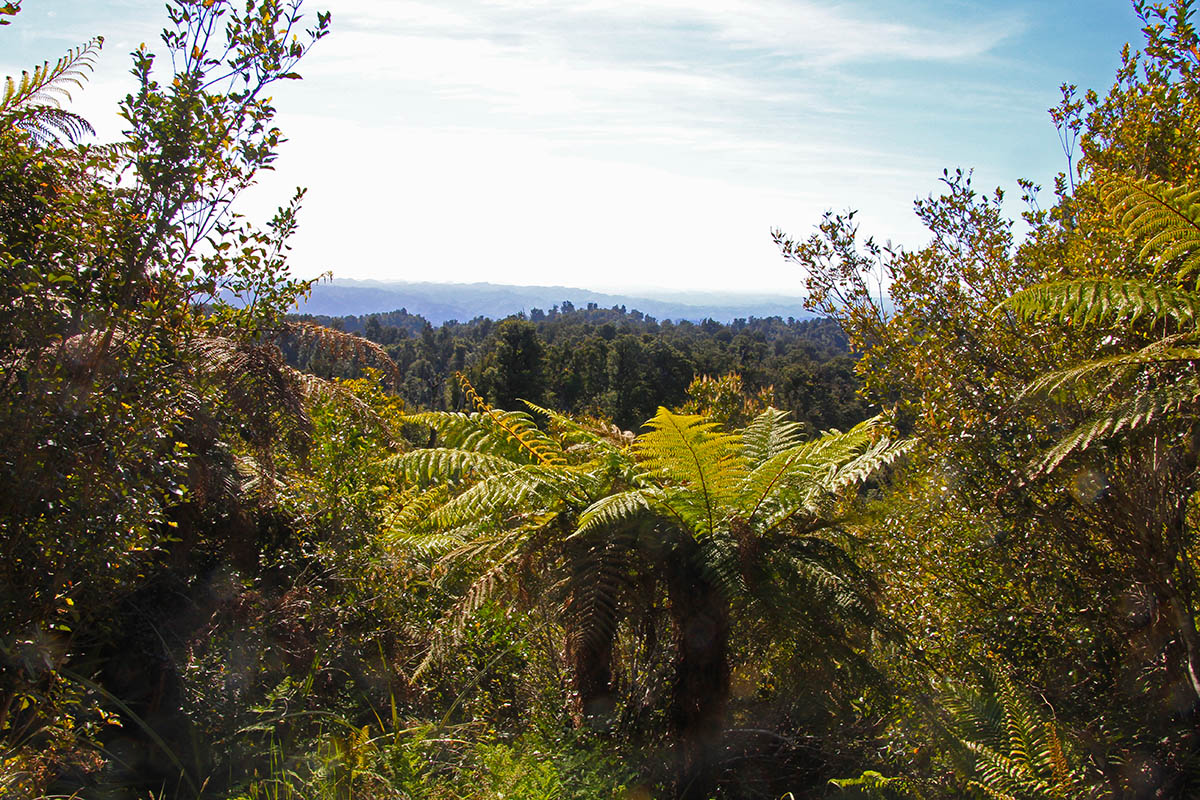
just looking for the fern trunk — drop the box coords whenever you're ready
[666,539,731,800]
[567,628,615,727]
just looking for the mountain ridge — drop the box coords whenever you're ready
[294,278,814,325]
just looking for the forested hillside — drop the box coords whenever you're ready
[288,308,864,432]
[6,1,1200,799]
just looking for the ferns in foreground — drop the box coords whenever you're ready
[1001,173,1200,477]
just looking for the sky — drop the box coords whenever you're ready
[3,0,1145,294]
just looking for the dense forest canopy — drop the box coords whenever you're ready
[288,307,864,433]
[6,1,1200,799]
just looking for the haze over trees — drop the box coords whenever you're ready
[5,1,1200,799]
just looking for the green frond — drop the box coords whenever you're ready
[563,534,635,652]
[637,408,745,537]
[422,466,590,532]
[413,558,517,681]
[1031,376,1200,477]
[521,399,623,456]
[457,372,567,466]
[940,669,1102,800]
[829,770,920,799]
[827,435,913,492]
[1020,337,1200,398]
[574,488,660,538]
[740,406,806,467]
[384,448,518,486]
[387,525,472,558]
[1,37,103,114]
[1100,173,1200,281]
[1003,279,1200,329]
[382,485,451,539]
[2,38,102,145]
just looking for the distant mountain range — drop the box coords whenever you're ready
[293,279,813,325]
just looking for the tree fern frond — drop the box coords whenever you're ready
[6,104,94,145]
[384,448,519,486]
[284,321,401,387]
[638,408,744,537]
[1100,173,1200,281]
[741,406,806,467]
[1020,338,1200,399]
[382,485,451,538]
[457,372,566,466]
[412,558,517,681]
[521,399,623,456]
[563,534,635,652]
[574,488,661,538]
[1031,376,1200,477]
[1004,279,1200,328]
[1,37,103,114]
[293,370,402,446]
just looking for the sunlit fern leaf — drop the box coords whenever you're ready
[941,670,1103,800]
[1100,173,1200,282]
[381,485,451,540]
[457,372,567,466]
[1020,339,1200,399]
[384,448,519,485]
[420,467,591,532]
[741,406,806,467]
[828,770,920,799]
[387,526,473,558]
[637,408,745,537]
[521,399,623,455]
[827,436,913,493]
[1031,376,1200,477]
[1004,278,1200,328]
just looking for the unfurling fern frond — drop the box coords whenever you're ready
[1100,173,1200,281]
[2,37,102,144]
[1003,279,1200,329]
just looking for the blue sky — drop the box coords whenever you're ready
[3,1,1144,293]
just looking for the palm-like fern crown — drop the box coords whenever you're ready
[1,38,102,144]
[382,378,641,677]
[579,407,909,541]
